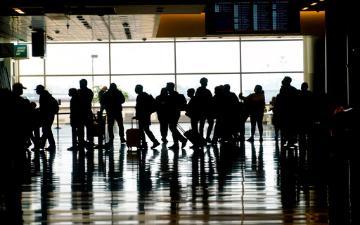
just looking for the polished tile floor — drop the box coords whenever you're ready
[5,123,332,224]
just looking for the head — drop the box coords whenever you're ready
[68,88,77,97]
[109,83,117,91]
[301,82,309,91]
[254,85,263,94]
[35,85,45,95]
[166,82,175,94]
[30,102,37,109]
[200,77,208,87]
[187,88,195,98]
[79,79,88,89]
[160,87,167,96]
[135,84,143,94]
[101,86,108,91]
[12,82,26,96]
[224,84,231,93]
[282,76,292,87]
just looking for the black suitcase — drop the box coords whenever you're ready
[178,125,205,146]
[126,118,141,150]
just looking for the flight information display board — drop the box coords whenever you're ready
[206,0,300,34]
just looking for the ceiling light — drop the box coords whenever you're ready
[302,7,309,10]
[13,8,25,14]
[311,2,318,6]
[319,0,325,1]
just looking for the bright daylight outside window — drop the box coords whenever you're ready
[18,37,304,111]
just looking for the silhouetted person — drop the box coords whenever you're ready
[29,101,41,151]
[77,79,94,148]
[155,88,170,143]
[68,88,81,151]
[185,88,200,134]
[223,84,241,142]
[166,82,187,150]
[239,85,265,142]
[196,77,214,143]
[98,86,107,115]
[134,84,160,149]
[270,96,280,140]
[277,76,299,146]
[103,83,126,145]
[212,85,225,144]
[35,84,58,151]
[298,82,314,138]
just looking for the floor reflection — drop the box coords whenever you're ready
[0,124,340,224]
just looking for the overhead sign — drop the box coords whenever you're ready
[14,45,28,58]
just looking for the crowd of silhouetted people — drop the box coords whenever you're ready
[0,75,350,155]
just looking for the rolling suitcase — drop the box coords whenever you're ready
[126,118,141,150]
[178,124,205,147]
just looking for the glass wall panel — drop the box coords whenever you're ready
[241,40,303,72]
[20,76,44,102]
[46,43,109,75]
[111,42,174,74]
[176,41,240,73]
[111,75,175,104]
[19,44,44,75]
[177,74,241,96]
[242,73,303,103]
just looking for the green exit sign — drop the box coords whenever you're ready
[14,45,28,58]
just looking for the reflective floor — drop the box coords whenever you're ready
[3,124,332,224]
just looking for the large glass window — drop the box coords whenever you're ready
[176,41,240,73]
[111,42,174,74]
[19,45,44,75]
[241,40,303,72]
[46,43,109,75]
[18,37,304,113]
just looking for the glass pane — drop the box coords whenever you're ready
[46,43,109,75]
[19,44,44,75]
[18,76,44,102]
[111,75,175,105]
[176,41,240,73]
[241,40,303,72]
[242,73,304,103]
[177,74,241,97]
[111,42,174,74]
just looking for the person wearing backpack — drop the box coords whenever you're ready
[134,84,160,149]
[35,85,58,151]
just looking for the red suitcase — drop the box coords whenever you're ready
[126,118,141,150]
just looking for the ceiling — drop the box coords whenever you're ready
[0,0,325,42]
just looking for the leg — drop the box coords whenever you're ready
[206,116,214,140]
[107,116,115,142]
[257,114,264,141]
[199,116,205,138]
[248,115,256,141]
[116,113,125,142]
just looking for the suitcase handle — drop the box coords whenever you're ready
[177,124,185,133]
[131,117,139,128]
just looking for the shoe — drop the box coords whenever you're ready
[120,138,126,143]
[67,146,77,151]
[151,141,160,149]
[161,138,168,143]
[206,137,212,143]
[168,144,179,150]
[181,139,187,148]
[259,137,263,142]
[247,137,254,142]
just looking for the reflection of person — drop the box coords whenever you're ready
[239,85,265,142]
[103,83,126,145]
[134,84,160,149]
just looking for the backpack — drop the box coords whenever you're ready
[50,96,59,114]
[147,94,157,113]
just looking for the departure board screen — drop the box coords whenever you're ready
[206,0,299,34]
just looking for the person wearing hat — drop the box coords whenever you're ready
[35,84,58,151]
